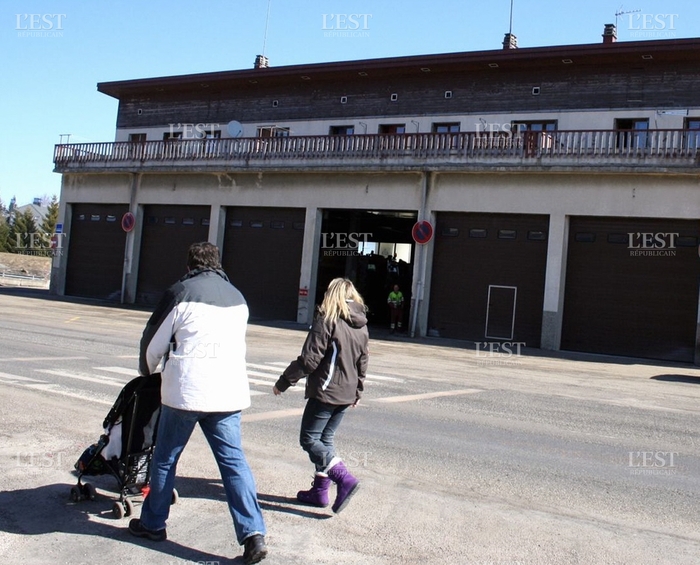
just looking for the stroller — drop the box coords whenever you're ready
[71,373,178,518]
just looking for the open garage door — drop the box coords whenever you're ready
[136,205,210,305]
[65,203,129,301]
[561,217,700,362]
[428,212,549,346]
[222,207,305,321]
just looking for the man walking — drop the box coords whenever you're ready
[129,242,268,565]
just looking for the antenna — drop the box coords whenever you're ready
[508,0,514,35]
[615,5,641,30]
[262,0,272,56]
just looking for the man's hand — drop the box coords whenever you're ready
[272,385,282,396]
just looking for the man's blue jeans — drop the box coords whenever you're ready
[140,406,266,544]
[299,398,350,473]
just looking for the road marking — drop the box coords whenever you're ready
[65,317,81,323]
[370,389,482,403]
[36,369,126,387]
[94,366,138,376]
[247,370,281,379]
[24,383,112,405]
[366,373,404,382]
[243,408,305,423]
[0,356,89,362]
[247,363,283,373]
[0,372,48,384]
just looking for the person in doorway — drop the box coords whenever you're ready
[387,284,404,333]
[130,242,268,565]
[272,278,369,513]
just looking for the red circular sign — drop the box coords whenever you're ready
[412,220,434,244]
[121,212,136,232]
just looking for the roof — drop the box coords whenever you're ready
[97,37,700,99]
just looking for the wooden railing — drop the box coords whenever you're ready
[53,129,700,167]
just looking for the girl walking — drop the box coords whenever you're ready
[273,278,369,513]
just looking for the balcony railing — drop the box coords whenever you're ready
[53,129,700,171]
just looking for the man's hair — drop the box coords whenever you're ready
[187,242,221,271]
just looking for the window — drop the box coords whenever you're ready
[257,126,290,138]
[163,131,182,140]
[379,124,406,134]
[329,125,354,135]
[615,118,649,149]
[527,231,547,241]
[684,118,700,149]
[469,229,487,238]
[205,130,221,139]
[511,121,557,133]
[432,123,460,133]
[575,233,596,243]
[128,133,146,142]
[498,229,517,239]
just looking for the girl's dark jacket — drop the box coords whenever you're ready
[275,301,369,405]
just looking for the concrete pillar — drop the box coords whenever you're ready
[540,213,569,350]
[208,204,226,250]
[410,171,435,338]
[297,207,322,325]
[121,174,142,304]
[50,176,70,296]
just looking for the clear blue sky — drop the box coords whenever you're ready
[2,0,698,207]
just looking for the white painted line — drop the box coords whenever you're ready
[370,389,482,403]
[36,369,126,387]
[250,390,266,396]
[116,355,139,359]
[366,373,404,382]
[94,366,139,376]
[0,372,48,384]
[0,356,89,362]
[247,363,283,373]
[242,408,305,423]
[248,377,303,391]
[247,370,281,380]
[24,383,112,405]
[266,362,290,367]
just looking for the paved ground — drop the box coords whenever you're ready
[1,288,700,565]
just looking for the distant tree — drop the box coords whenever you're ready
[38,196,60,255]
[8,196,16,214]
[0,214,10,252]
[8,208,39,253]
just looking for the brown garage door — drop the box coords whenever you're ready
[222,207,305,321]
[562,216,700,362]
[65,203,129,300]
[429,213,549,346]
[136,205,210,305]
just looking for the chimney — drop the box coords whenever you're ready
[602,23,617,44]
[502,33,518,50]
[254,54,269,69]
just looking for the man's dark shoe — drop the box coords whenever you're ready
[128,518,167,541]
[242,533,268,564]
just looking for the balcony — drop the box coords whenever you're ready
[53,129,700,174]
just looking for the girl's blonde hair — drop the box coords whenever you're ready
[319,278,365,323]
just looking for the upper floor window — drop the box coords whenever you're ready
[512,121,557,133]
[684,118,700,148]
[329,125,354,135]
[379,124,406,134]
[257,126,290,138]
[615,118,649,149]
[205,130,222,139]
[432,123,460,133]
[163,131,183,140]
[128,133,146,142]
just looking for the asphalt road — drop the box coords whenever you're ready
[1,289,700,565]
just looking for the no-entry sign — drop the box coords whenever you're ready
[121,212,136,232]
[412,220,434,244]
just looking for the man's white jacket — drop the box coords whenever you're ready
[139,268,251,412]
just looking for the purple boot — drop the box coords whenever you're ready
[327,461,360,514]
[296,474,331,507]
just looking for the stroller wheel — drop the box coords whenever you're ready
[82,483,97,501]
[124,498,135,517]
[171,489,179,505]
[112,502,125,519]
[70,486,82,502]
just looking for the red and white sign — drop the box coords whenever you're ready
[121,212,136,232]
[412,220,434,244]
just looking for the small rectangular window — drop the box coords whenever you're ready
[250,221,264,228]
[164,217,176,225]
[230,220,243,227]
[201,218,210,226]
[498,229,517,239]
[129,133,147,142]
[527,231,547,241]
[432,122,460,133]
[90,215,101,221]
[441,227,460,237]
[329,125,354,135]
[77,214,86,221]
[182,218,194,225]
[575,233,596,243]
[106,215,117,222]
[607,233,628,244]
[270,221,285,229]
[469,229,487,238]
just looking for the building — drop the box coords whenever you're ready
[52,27,700,364]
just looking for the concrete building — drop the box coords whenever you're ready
[52,28,700,363]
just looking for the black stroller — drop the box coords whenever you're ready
[71,373,178,518]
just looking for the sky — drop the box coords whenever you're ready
[2,0,699,207]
